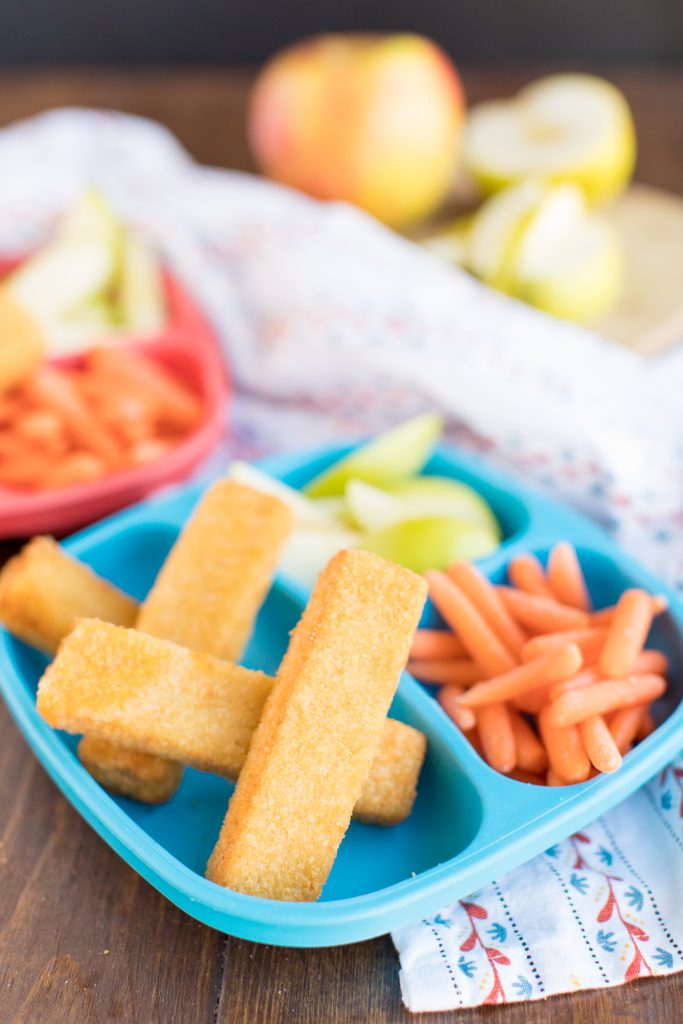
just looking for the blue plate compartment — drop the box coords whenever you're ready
[0,441,681,947]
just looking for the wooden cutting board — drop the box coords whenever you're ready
[596,183,683,355]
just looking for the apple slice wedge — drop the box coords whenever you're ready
[304,413,442,498]
[346,477,500,536]
[360,516,500,574]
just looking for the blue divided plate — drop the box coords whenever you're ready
[1,442,682,948]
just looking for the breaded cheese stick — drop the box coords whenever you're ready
[0,536,137,654]
[205,549,428,901]
[80,479,292,802]
[77,736,183,804]
[36,619,427,825]
[137,479,294,660]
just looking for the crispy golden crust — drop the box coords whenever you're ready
[0,537,138,654]
[206,549,427,901]
[77,736,183,804]
[136,480,294,661]
[36,618,427,826]
[38,620,273,779]
[353,719,427,825]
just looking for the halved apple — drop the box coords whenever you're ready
[360,516,499,574]
[463,73,636,207]
[304,413,442,498]
[466,180,623,322]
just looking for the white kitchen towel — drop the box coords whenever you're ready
[0,108,682,1012]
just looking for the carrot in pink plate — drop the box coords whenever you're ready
[42,452,107,489]
[25,367,121,465]
[86,347,201,431]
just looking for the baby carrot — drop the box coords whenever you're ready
[522,628,607,664]
[26,367,120,464]
[580,715,622,773]
[538,704,591,783]
[437,686,476,732]
[509,707,548,773]
[0,447,51,487]
[407,658,481,687]
[609,705,647,754]
[508,554,555,599]
[476,703,516,774]
[599,589,654,677]
[410,629,466,661]
[592,595,667,627]
[549,667,601,701]
[14,410,67,455]
[497,587,590,633]
[547,542,591,611]
[546,674,667,728]
[546,769,569,786]
[128,438,172,466]
[637,708,656,740]
[42,452,106,489]
[512,688,552,714]
[86,347,201,430]
[426,571,517,677]
[458,643,582,708]
[447,560,526,657]
[508,768,545,785]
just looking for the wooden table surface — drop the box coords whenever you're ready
[0,65,682,1024]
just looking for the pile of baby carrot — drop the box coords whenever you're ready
[0,346,202,490]
[408,542,668,785]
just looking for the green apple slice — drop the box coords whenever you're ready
[279,528,359,590]
[118,233,166,334]
[360,517,500,574]
[304,413,442,498]
[227,461,340,529]
[7,190,123,352]
[386,477,501,535]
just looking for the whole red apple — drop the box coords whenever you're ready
[248,34,465,228]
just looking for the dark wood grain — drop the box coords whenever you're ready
[0,65,681,1024]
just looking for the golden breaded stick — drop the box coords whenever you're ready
[37,619,426,826]
[77,736,183,804]
[0,293,44,391]
[0,537,137,654]
[83,478,292,802]
[137,479,294,660]
[206,550,428,901]
[354,720,428,826]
